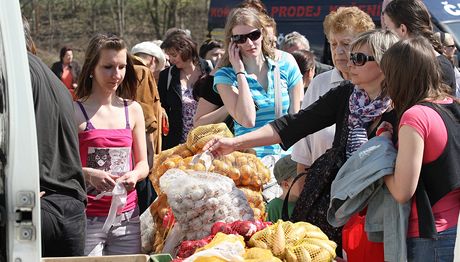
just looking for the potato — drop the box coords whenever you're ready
[228,167,241,181]
[241,175,252,186]
[236,156,248,166]
[240,164,254,179]
[225,154,235,164]
[192,163,206,171]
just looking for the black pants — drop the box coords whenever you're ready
[41,194,86,257]
[136,178,157,214]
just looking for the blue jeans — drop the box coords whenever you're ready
[407,226,456,262]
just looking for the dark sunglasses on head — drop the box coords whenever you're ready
[350,52,375,66]
[231,30,262,44]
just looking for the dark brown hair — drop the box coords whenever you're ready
[22,16,36,54]
[384,0,443,53]
[199,39,223,59]
[59,46,72,61]
[292,50,316,76]
[76,34,136,100]
[161,31,199,65]
[380,36,454,117]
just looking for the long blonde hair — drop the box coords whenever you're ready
[219,7,275,68]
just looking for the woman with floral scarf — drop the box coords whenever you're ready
[203,29,399,260]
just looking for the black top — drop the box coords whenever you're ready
[437,54,456,95]
[28,53,86,203]
[50,60,81,85]
[270,81,397,151]
[193,74,234,132]
[415,102,460,238]
[157,58,212,150]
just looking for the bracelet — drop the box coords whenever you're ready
[236,71,246,76]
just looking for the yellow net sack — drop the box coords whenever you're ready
[186,123,233,154]
[248,220,337,262]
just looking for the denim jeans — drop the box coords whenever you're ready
[407,226,456,262]
[85,207,141,256]
[41,193,87,257]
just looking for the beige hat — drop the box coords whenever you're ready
[131,41,166,70]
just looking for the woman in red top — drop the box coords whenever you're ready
[381,36,460,261]
[74,34,149,256]
[51,46,81,99]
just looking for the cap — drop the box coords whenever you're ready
[131,41,166,70]
[273,155,297,184]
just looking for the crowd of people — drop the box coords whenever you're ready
[25,0,460,260]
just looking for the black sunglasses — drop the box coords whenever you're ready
[350,52,375,66]
[231,30,262,44]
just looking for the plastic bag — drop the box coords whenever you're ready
[140,205,156,253]
[160,169,254,240]
[94,181,127,233]
[183,233,246,262]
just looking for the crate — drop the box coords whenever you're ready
[42,254,151,262]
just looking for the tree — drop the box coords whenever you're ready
[20,0,211,65]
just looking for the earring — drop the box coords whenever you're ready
[90,75,93,78]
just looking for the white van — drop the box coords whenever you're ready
[0,0,42,261]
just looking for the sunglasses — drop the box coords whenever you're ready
[231,30,262,44]
[350,52,375,66]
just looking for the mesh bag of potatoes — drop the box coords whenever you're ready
[159,168,254,241]
[186,123,233,154]
[147,194,173,253]
[151,144,194,193]
[248,220,337,262]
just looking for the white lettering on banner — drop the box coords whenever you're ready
[442,1,460,16]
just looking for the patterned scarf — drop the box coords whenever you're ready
[346,86,391,158]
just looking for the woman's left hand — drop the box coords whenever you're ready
[116,172,138,191]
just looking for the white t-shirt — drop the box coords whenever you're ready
[290,68,344,167]
[454,66,460,98]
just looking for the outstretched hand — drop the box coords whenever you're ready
[202,137,237,158]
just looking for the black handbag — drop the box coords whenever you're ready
[282,109,349,253]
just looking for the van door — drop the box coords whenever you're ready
[0,0,41,261]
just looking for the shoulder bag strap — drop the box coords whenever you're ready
[282,171,307,221]
[274,64,282,118]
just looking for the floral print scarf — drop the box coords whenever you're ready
[346,86,391,158]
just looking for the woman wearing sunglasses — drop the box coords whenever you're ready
[380,36,460,262]
[204,29,399,260]
[212,7,303,158]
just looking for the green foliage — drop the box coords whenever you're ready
[20,0,211,65]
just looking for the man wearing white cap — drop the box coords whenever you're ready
[131,41,166,82]
[131,41,165,213]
